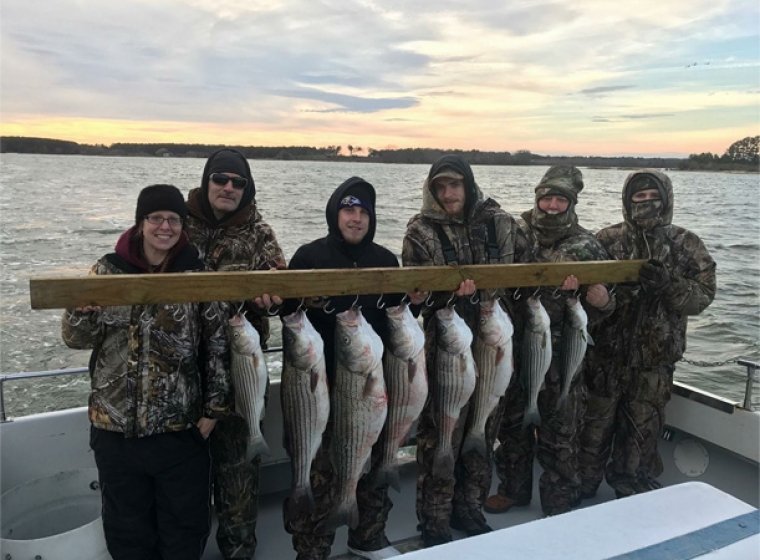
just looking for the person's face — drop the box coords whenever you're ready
[141,212,182,256]
[631,188,661,203]
[537,194,570,214]
[207,172,246,218]
[433,178,466,217]
[337,206,370,245]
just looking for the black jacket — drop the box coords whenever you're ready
[285,177,401,379]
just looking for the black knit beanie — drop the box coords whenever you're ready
[135,184,187,223]
[208,150,249,177]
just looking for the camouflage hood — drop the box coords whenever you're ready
[523,165,584,247]
[622,169,674,231]
[420,155,485,223]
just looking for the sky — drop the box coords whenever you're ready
[1,0,758,157]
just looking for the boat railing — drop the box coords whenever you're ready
[1,353,758,422]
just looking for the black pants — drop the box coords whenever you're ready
[90,427,212,560]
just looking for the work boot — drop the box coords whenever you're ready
[483,493,530,514]
[420,528,452,548]
[449,513,492,536]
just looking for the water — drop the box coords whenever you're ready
[1,154,758,416]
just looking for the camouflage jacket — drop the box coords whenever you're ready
[61,245,231,438]
[590,170,716,367]
[185,187,286,344]
[518,210,615,335]
[402,156,531,334]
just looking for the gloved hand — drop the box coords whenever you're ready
[639,259,671,292]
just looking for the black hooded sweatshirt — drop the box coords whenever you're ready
[285,177,400,380]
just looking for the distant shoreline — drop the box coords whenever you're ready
[1,136,757,172]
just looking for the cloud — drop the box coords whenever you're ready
[579,85,636,96]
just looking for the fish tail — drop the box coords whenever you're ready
[373,464,401,492]
[246,436,271,461]
[522,404,541,430]
[432,447,455,479]
[320,497,358,532]
[461,431,487,458]
[286,485,315,518]
[556,388,569,411]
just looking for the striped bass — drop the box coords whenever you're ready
[281,309,330,517]
[375,302,428,491]
[228,313,270,460]
[521,297,552,428]
[463,299,514,457]
[323,307,387,531]
[432,305,477,478]
[557,297,592,409]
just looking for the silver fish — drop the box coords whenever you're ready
[557,297,592,409]
[323,307,387,531]
[463,299,514,457]
[228,313,270,460]
[521,297,552,428]
[375,302,428,491]
[432,305,477,478]
[281,309,330,517]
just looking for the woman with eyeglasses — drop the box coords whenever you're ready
[61,184,231,560]
[185,149,286,560]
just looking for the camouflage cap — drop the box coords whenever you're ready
[431,168,465,183]
[535,165,584,203]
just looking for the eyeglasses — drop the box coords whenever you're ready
[210,173,248,190]
[144,215,183,227]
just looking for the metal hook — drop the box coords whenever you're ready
[551,287,562,299]
[172,306,186,322]
[322,299,335,315]
[296,298,306,313]
[266,302,281,316]
[572,288,581,299]
[376,294,386,310]
[236,301,246,315]
[469,291,480,305]
[512,288,522,301]
[351,293,361,309]
[204,304,219,321]
[424,292,436,307]
[400,293,410,306]
[446,292,457,307]
[608,285,617,296]
[531,286,542,299]
[65,310,84,327]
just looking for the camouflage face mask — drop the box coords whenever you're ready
[630,199,663,226]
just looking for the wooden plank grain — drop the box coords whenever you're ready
[29,260,645,309]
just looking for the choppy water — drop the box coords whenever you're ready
[1,154,758,417]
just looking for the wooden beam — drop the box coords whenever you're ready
[29,260,645,309]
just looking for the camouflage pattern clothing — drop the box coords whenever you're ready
[578,169,715,498]
[402,155,531,543]
[61,230,231,437]
[185,149,286,560]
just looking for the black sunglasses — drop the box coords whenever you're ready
[210,173,248,190]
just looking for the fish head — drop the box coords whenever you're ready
[385,303,424,359]
[526,297,551,333]
[435,306,472,351]
[228,314,260,355]
[565,297,589,330]
[282,310,322,367]
[336,308,381,371]
[478,300,513,344]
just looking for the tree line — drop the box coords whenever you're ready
[1,135,757,171]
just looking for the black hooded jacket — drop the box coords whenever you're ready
[285,177,400,379]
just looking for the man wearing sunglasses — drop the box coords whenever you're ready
[186,148,286,560]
